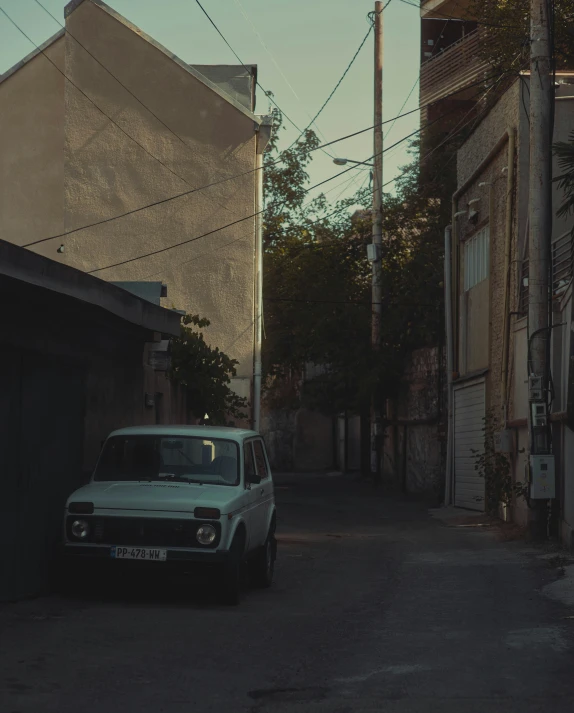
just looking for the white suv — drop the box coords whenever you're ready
[63,425,276,604]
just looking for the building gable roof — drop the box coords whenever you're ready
[64,0,260,122]
[0,29,65,86]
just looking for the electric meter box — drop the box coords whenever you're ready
[494,429,513,453]
[366,244,380,263]
[530,454,556,499]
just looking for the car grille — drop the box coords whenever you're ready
[67,516,220,548]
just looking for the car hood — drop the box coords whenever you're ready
[67,481,238,513]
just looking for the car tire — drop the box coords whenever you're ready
[219,532,244,606]
[250,529,276,589]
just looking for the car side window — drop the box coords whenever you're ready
[244,442,257,481]
[253,440,269,479]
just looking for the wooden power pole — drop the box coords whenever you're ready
[370,1,384,480]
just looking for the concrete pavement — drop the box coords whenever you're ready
[1,473,574,712]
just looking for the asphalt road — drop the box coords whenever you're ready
[2,473,574,713]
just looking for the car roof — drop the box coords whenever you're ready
[107,425,260,442]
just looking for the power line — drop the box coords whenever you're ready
[288,24,373,149]
[32,0,191,156]
[28,0,239,223]
[86,72,508,276]
[84,129,422,274]
[383,15,450,143]
[0,4,210,199]
[20,65,514,250]
[193,0,325,153]
[138,68,514,284]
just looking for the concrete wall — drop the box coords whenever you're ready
[0,0,259,408]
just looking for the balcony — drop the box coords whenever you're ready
[420,29,490,109]
[420,0,471,19]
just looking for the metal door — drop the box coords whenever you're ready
[0,351,86,600]
[454,380,486,511]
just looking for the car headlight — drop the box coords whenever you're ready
[71,519,90,540]
[196,524,217,546]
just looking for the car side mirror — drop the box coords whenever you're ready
[247,472,262,486]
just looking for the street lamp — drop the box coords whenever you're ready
[333,158,374,167]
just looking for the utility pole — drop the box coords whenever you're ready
[370,1,384,480]
[528,0,554,532]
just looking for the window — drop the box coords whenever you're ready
[463,226,489,291]
[244,442,256,480]
[253,440,269,479]
[94,435,239,486]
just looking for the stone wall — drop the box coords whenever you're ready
[383,346,446,498]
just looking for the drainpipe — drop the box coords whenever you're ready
[444,225,454,505]
[501,128,516,423]
[253,116,273,432]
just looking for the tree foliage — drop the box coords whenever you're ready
[169,313,247,425]
[470,0,574,75]
[262,113,449,417]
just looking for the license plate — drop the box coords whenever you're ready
[111,546,167,562]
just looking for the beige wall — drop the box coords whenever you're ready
[0,0,259,404]
[458,278,490,373]
[0,36,65,245]
[456,82,522,419]
[62,1,257,382]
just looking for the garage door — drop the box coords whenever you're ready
[454,380,485,510]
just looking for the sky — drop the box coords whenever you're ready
[0,0,421,208]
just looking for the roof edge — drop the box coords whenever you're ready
[65,0,261,124]
[0,239,181,337]
[0,29,65,87]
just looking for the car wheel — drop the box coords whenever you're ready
[219,532,244,606]
[250,530,276,589]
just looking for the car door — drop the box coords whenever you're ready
[252,438,274,545]
[242,440,262,552]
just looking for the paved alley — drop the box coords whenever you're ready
[1,473,574,713]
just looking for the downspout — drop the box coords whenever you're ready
[501,128,516,423]
[253,116,273,432]
[444,225,454,505]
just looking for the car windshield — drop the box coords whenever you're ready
[93,435,240,486]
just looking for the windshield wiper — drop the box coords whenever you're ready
[156,473,192,483]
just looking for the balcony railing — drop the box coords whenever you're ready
[420,29,491,108]
[420,0,471,20]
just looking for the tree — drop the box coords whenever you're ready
[169,313,247,425]
[262,112,447,418]
[470,0,574,76]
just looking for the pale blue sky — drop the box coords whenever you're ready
[0,0,420,205]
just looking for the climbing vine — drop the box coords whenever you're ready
[472,409,529,515]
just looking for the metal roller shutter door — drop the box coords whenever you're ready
[454,380,485,511]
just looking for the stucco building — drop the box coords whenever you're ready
[0,0,271,425]
[446,74,574,545]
